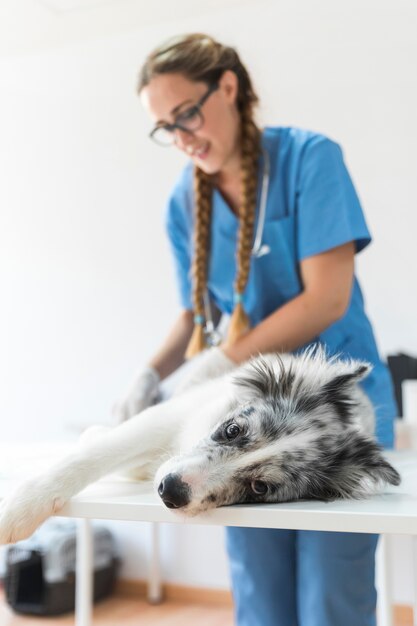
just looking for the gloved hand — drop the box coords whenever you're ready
[112,366,161,423]
[173,347,237,396]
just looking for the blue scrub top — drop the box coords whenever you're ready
[165,126,396,446]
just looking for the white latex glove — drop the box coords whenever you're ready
[112,366,161,423]
[173,347,237,396]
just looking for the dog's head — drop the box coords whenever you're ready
[156,348,400,515]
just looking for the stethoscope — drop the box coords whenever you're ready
[204,148,271,346]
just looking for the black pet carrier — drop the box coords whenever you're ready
[4,519,119,616]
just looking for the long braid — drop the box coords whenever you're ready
[185,167,213,357]
[225,106,261,346]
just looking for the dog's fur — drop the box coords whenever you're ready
[0,347,400,544]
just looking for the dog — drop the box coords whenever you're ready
[0,346,400,545]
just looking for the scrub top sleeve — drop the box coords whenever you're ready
[296,136,372,261]
[165,187,193,311]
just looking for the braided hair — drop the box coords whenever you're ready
[138,34,261,357]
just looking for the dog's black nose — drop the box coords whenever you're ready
[158,473,191,509]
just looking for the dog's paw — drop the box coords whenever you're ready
[0,480,66,544]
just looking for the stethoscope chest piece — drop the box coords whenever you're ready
[252,243,271,258]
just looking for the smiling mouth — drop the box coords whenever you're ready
[187,142,210,159]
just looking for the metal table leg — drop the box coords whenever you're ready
[376,534,394,626]
[413,537,417,626]
[76,518,93,626]
[147,522,162,603]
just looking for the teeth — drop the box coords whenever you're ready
[188,144,208,157]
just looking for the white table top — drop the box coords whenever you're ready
[1,443,417,535]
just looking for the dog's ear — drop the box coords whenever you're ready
[321,359,372,394]
[317,360,373,424]
[312,430,401,501]
[232,355,289,402]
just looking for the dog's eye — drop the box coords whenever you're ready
[225,423,240,440]
[251,480,268,495]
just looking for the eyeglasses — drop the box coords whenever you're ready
[149,82,219,147]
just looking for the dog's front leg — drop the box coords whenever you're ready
[0,401,181,545]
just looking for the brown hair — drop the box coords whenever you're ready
[138,34,261,357]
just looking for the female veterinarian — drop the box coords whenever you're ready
[114,34,397,626]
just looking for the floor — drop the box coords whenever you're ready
[0,590,413,626]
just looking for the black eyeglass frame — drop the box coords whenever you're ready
[149,82,220,146]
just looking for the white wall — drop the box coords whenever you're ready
[1,0,416,601]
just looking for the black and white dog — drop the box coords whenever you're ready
[0,346,400,544]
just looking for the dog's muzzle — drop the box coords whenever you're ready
[158,473,191,509]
